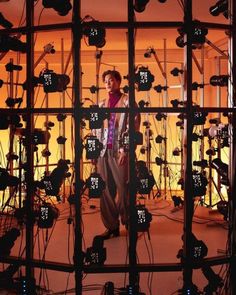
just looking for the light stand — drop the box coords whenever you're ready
[142,116,161,199]
[206,136,226,208]
[144,43,168,199]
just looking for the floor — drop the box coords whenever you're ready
[0,196,229,294]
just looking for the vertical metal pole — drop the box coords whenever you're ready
[95,48,102,105]
[45,62,49,174]
[163,39,168,199]
[216,56,222,194]
[128,0,138,289]
[9,58,14,198]
[61,38,66,200]
[72,1,83,294]
[182,0,194,290]
[199,47,205,167]
[180,62,185,181]
[61,38,66,161]
[25,0,34,284]
[228,0,236,293]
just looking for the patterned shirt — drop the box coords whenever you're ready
[107,90,122,149]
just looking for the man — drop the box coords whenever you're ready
[94,70,140,239]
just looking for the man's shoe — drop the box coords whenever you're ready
[99,228,120,240]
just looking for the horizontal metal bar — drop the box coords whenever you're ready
[0,255,231,274]
[0,21,231,35]
[0,106,236,115]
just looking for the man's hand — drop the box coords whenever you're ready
[118,151,127,166]
[91,159,98,165]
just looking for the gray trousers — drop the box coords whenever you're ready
[97,149,128,230]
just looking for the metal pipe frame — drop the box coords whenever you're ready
[0,254,231,274]
[0,1,236,294]
[228,0,236,293]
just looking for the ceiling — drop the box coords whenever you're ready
[0,0,229,53]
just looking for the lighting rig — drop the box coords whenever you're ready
[39,68,70,93]
[177,233,224,294]
[135,204,152,233]
[35,159,71,197]
[0,12,12,29]
[0,35,26,53]
[82,16,106,48]
[84,135,103,160]
[176,20,208,49]
[209,0,228,19]
[0,228,20,256]
[83,105,110,129]
[85,172,106,198]
[84,236,106,266]
[133,0,150,13]
[135,160,155,195]
[42,0,72,16]
[170,67,184,77]
[0,167,19,191]
[135,66,155,91]
[134,0,167,13]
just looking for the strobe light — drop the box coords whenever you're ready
[210,75,228,86]
[36,159,70,196]
[217,200,228,220]
[135,66,154,91]
[0,12,13,29]
[42,0,72,16]
[0,228,20,256]
[155,113,167,121]
[155,156,166,166]
[5,97,23,108]
[172,195,184,207]
[134,0,150,12]
[193,110,208,125]
[39,69,70,93]
[83,105,109,129]
[155,135,166,143]
[211,158,228,185]
[176,21,208,49]
[135,204,152,232]
[83,21,106,48]
[192,132,203,142]
[84,136,103,159]
[118,130,143,153]
[154,84,168,93]
[135,160,155,194]
[192,171,208,197]
[38,203,59,229]
[0,168,19,191]
[86,172,106,198]
[170,67,183,76]
[208,123,229,147]
[193,159,208,168]
[209,0,228,19]
[5,62,22,72]
[0,35,26,53]
[177,233,208,262]
[144,47,155,58]
[0,115,22,130]
[85,236,106,265]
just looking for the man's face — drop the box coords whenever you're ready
[104,74,120,94]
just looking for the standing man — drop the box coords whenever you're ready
[94,70,140,239]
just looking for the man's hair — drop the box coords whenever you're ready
[102,70,122,83]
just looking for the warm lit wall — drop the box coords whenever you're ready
[0,32,230,203]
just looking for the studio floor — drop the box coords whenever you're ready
[1,196,229,295]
